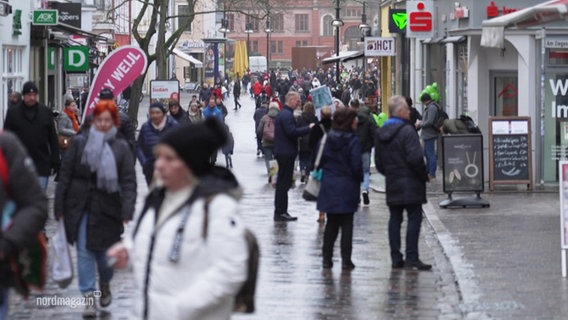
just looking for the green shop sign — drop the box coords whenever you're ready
[389,9,407,34]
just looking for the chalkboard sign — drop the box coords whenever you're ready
[489,117,532,191]
[442,134,484,193]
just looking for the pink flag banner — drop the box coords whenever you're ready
[82,46,148,122]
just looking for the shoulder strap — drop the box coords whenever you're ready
[201,195,214,239]
[314,132,328,169]
[0,143,10,197]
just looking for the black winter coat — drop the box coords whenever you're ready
[3,103,60,176]
[295,112,318,152]
[356,106,377,153]
[54,132,137,250]
[375,118,428,206]
[0,132,47,288]
[316,130,363,214]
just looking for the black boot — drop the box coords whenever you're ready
[340,215,355,270]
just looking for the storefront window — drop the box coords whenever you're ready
[492,74,518,116]
[544,72,568,182]
[2,46,24,125]
[549,50,568,66]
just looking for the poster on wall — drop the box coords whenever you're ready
[560,161,568,249]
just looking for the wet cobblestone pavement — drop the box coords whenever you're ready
[7,96,465,319]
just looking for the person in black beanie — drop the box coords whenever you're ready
[4,81,60,191]
[136,101,179,185]
[107,117,250,319]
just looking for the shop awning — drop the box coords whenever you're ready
[442,36,466,43]
[321,51,364,65]
[423,37,445,44]
[172,48,203,68]
[481,0,568,48]
[51,22,113,44]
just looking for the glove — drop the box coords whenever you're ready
[0,238,16,261]
[51,161,60,176]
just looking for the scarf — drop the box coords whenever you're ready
[81,126,119,192]
[64,108,80,132]
[151,116,167,131]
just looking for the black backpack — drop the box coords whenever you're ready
[459,115,481,134]
[433,103,449,129]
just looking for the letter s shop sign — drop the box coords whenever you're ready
[405,1,434,38]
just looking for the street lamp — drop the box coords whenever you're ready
[265,13,272,74]
[245,22,254,54]
[359,2,371,78]
[332,0,343,84]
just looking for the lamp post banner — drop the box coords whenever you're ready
[82,45,148,122]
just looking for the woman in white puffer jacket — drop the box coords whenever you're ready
[108,118,248,320]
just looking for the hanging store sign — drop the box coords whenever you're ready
[364,37,396,56]
[64,46,89,72]
[49,2,81,29]
[406,1,434,38]
[388,9,406,34]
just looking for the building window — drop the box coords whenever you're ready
[344,8,362,17]
[271,41,283,54]
[295,14,309,32]
[246,16,259,31]
[2,46,24,125]
[178,5,192,32]
[252,41,258,54]
[227,13,235,32]
[94,0,105,10]
[322,15,333,36]
[296,41,301,47]
[272,13,284,32]
[303,40,308,46]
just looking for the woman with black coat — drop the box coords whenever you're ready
[54,100,136,317]
[316,108,363,270]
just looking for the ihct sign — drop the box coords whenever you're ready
[405,1,434,38]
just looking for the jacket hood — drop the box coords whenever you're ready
[376,117,407,143]
[326,130,356,152]
[193,166,243,201]
[267,107,279,117]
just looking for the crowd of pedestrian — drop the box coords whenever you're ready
[0,71,472,319]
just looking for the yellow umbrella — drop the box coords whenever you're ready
[233,41,248,78]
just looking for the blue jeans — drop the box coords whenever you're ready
[423,138,437,177]
[37,176,49,191]
[388,204,423,263]
[263,146,274,174]
[77,213,113,295]
[361,152,371,193]
[298,151,312,175]
[0,288,8,320]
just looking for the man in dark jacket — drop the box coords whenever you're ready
[233,77,242,110]
[375,95,431,271]
[0,132,48,315]
[350,99,377,205]
[4,81,60,190]
[273,91,313,221]
[417,93,440,179]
